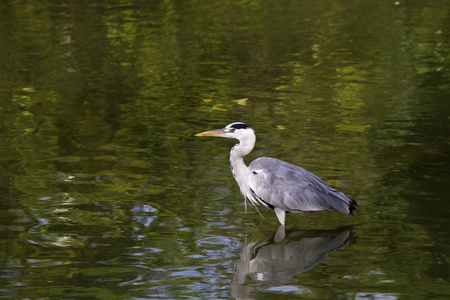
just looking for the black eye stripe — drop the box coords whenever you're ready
[230,123,249,130]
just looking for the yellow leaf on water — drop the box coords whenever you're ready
[232,98,248,106]
[203,99,213,103]
[212,104,229,111]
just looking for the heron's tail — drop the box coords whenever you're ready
[329,189,358,215]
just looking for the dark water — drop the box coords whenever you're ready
[0,1,449,299]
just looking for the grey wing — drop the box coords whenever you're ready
[248,157,355,214]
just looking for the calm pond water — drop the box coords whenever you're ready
[0,1,449,299]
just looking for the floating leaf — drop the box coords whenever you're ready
[232,98,248,106]
[212,104,230,111]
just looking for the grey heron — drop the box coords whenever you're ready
[195,122,357,225]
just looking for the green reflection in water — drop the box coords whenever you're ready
[0,0,449,299]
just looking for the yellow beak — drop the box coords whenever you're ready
[195,128,227,137]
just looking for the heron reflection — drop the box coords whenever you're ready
[232,226,356,298]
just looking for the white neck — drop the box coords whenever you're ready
[229,130,256,197]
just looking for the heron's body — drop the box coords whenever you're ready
[196,122,357,225]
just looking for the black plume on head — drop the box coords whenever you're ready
[229,122,250,130]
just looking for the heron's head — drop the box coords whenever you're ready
[195,122,255,141]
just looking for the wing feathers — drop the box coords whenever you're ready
[248,157,356,214]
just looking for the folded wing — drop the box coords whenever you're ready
[248,157,356,215]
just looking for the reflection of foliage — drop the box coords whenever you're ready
[0,0,449,298]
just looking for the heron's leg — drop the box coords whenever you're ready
[274,207,285,225]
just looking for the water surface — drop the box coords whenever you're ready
[0,1,449,299]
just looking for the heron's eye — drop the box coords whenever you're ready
[229,128,235,132]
